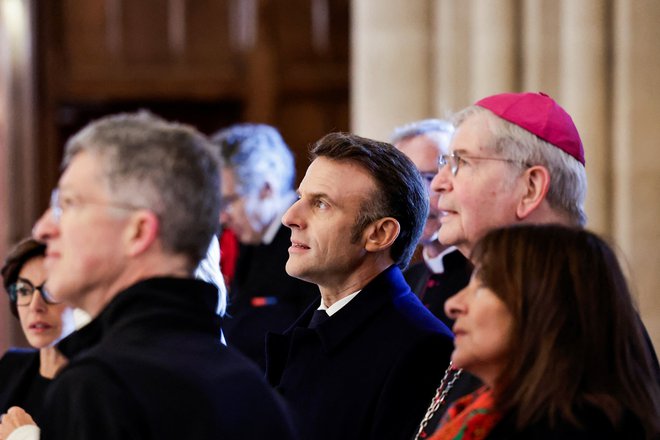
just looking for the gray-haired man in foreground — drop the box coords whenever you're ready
[0,113,297,440]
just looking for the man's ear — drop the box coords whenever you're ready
[123,210,160,257]
[516,165,550,220]
[364,217,400,253]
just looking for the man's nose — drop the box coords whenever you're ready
[444,287,467,320]
[430,163,452,195]
[282,200,303,229]
[27,290,48,312]
[32,208,58,243]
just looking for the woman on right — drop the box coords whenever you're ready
[430,224,660,439]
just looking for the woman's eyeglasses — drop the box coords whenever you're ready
[8,279,60,306]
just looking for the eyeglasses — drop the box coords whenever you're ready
[8,280,60,306]
[50,189,142,223]
[438,152,525,176]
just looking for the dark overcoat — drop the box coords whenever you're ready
[266,265,454,440]
[0,348,51,425]
[43,277,298,440]
[225,225,318,370]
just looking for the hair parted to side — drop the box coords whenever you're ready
[63,111,221,267]
[210,123,295,197]
[471,224,660,438]
[1,238,47,318]
[453,106,587,226]
[309,132,429,269]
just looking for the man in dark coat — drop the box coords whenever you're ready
[211,124,318,370]
[265,132,454,440]
[390,119,472,329]
[389,121,482,436]
[418,91,660,437]
[0,113,297,439]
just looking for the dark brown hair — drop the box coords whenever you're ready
[1,238,47,317]
[472,224,660,438]
[309,132,428,269]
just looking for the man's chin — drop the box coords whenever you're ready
[437,230,458,248]
[285,263,314,284]
[284,263,301,279]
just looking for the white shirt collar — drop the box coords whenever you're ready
[423,246,460,274]
[317,291,361,316]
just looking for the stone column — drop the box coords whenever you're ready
[613,0,660,350]
[559,0,610,233]
[0,0,37,351]
[520,0,560,94]
[469,0,518,100]
[351,0,432,140]
[432,0,472,115]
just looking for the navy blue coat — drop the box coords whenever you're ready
[225,225,319,370]
[44,277,298,440]
[265,265,454,440]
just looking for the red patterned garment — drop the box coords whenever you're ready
[429,386,502,440]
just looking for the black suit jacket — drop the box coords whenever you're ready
[265,265,454,440]
[44,277,298,440]
[225,225,318,370]
[0,348,51,425]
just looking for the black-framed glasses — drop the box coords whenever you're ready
[8,279,60,306]
[438,152,524,176]
[50,188,142,223]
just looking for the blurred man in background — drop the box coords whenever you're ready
[391,119,471,329]
[211,123,317,370]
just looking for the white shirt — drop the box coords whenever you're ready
[317,291,361,316]
[423,246,459,275]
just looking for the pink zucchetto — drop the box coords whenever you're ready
[476,92,585,166]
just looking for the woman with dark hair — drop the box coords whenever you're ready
[0,238,74,425]
[429,224,660,439]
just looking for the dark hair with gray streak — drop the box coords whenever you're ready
[310,132,429,269]
[63,111,221,267]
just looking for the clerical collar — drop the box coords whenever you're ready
[423,246,460,274]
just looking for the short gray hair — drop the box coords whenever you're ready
[63,111,221,267]
[390,118,454,148]
[210,123,295,196]
[454,106,587,226]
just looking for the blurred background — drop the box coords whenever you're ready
[0,0,658,351]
